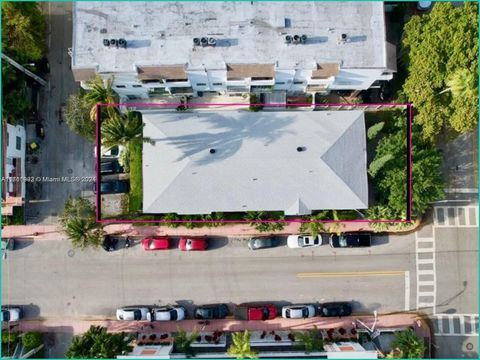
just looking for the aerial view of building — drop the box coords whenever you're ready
[1,1,478,359]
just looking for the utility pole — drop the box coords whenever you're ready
[2,54,47,87]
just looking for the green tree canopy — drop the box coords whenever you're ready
[84,75,118,121]
[2,2,46,61]
[65,93,97,142]
[402,2,478,140]
[66,325,133,359]
[391,329,426,359]
[367,111,444,220]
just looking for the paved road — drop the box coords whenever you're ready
[2,235,416,320]
[25,1,95,225]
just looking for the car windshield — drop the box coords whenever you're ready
[2,310,9,321]
[170,309,177,320]
[302,308,309,317]
[100,183,112,192]
[133,310,142,320]
[263,308,270,320]
[285,309,290,317]
[339,237,348,247]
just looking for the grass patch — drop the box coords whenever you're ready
[128,142,143,213]
[1,206,24,225]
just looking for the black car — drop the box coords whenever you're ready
[319,302,353,317]
[100,160,123,174]
[99,180,129,194]
[329,233,371,248]
[194,304,230,319]
[102,235,118,252]
[247,237,279,250]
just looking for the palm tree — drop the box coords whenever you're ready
[227,330,258,359]
[84,75,117,121]
[101,111,153,149]
[173,327,198,357]
[391,329,426,359]
[64,217,103,250]
[439,69,477,98]
[294,327,323,353]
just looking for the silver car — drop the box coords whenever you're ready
[152,306,186,321]
[281,304,316,319]
[1,306,22,322]
[116,307,151,321]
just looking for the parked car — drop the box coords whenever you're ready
[142,237,170,251]
[329,233,371,248]
[319,302,353,317]
[152,306,186,321]
[95,145,126,159]
[102,235,118,252]
[1,306,22,322]
[287,235,322,248]
[247,237,279,250]
[100,159,123,174]
[194,304,229,319]
[281,304,316,319]
[99,180,129,194]
[234,304,277,320]
[116,307,151,321]
[2,238,15,258]
[178,237,208,251]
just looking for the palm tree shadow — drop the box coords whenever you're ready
[152,111,296,165]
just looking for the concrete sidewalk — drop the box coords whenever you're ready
[13,313,430,338]
[1,220,418,240]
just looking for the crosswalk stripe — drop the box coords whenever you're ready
[434,206,478,228]
[433,315,479,336]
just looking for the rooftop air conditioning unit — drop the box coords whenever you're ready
[201,37,208,46]
[193,38,201,46]
[110,39,118,47]
[103,39,110,47]
[340,33,348,43]
[208,37,216,46]
[118,38,127,48]
[300,34,307,43]
[285,35,293,44]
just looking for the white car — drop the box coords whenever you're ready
[281,304,316,319]
[152,306,186,321]
[287,235,322,248]
[1,307,22,322]
[116,307,151,321]
[94,145,126,159]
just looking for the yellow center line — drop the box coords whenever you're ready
[297,270,406,278]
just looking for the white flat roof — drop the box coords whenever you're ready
[142,110,368,215]
[73,1,388,72]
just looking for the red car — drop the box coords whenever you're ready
[178,237,208,251]
[234,304,277,321]
[142,237,170,251]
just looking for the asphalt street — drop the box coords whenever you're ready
[1,234,416,320]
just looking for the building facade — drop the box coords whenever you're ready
[72,2,396,100]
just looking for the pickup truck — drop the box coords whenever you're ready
[234,304,277,320]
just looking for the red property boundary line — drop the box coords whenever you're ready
[95,103,413,224]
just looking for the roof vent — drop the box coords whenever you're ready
[103,39,110,47]
[209,148,216,154]
[118,38,127,48]
[297,146,306,152]
[340,33,348,43]
[100,28,108,34]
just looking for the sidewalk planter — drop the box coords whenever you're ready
[250,330,298,347]
[191,331,226,348]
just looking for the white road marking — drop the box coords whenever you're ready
[444,188,479,194]
[433,314,479,336]
[434,206,478,228]
[415,231,436,312]
[404,271,410,311]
